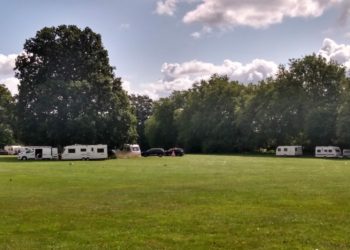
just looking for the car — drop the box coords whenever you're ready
[0,149,9,155]
[165,147,184,156]
[141,148,165,157]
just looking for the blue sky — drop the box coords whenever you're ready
[0,0,350,98]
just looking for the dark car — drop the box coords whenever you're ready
[165,147,184,156]
[0,149,9,155]
[141,148,165,157]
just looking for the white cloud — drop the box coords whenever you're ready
[142,59,279,99]
[318,38,350,74]
[157,0,342,31]
[156,0,178,16]
[0,54,17,76]
[0,54,18,95]
[1,77,19,96]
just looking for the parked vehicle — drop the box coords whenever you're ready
[17,146,58,160]
[165,147,185,156]
[61,144,108,160]
[4,145,22,155]
[315,146,342,158]
[276,146,303,156]
[116,144,141,158]
[141,148,165,157]
[342,149,350,158]
[0,149,9,155]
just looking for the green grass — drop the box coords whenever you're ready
[1,155,350,249]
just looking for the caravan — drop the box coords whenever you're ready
[5,145,22,155]
[61,144,107,160]
[276,146,303,156]
[17,146,58,160]
[315,146,342,158]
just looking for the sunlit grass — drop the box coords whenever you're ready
[0,155,350,249]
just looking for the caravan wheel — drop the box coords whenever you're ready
[21,156,27,161]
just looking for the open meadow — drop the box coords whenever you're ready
[1,155,350,249]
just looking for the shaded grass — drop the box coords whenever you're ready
[0,155,350,249]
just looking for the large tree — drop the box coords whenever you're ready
[129,94,153,150]
[0,84,15,147]
[15,25,136,147]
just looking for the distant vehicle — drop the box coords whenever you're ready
[17,146,58,160]
[141,148,165,157]
[276,146,303,156]
[165,147,185,156]
[4,145,22,155]
[343,149,350,158]
[116,144,141,158]
[315,146,342,158]
[61,144,108,160]
[0,149,9,155]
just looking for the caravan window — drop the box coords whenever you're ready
[336,149,340,153]
[284,148,288,152]
[81,148,86,152]
[68,149,75,153]
[277,148,281,152]
[295,147,299,151]
[97,148,104,153]
[317,149,321,153]
[132,146,140,151]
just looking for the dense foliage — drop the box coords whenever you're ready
[15,25,136,147]
[129,94,153,150]
[145,55,350,153]
[0,84,15,147]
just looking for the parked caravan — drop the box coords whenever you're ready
[115,144,141,158]
[4,145,22,155]
[61,144,107,160]
[315,146,342,158]
[17,146,58,160]
[343,149,350,158]
[276,146,303,156]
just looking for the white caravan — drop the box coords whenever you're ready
[276,146,303,156]
[315,146,342,158]
[17,146,58,160]
[343,149,350,158]
[61,144,108,160]
[116,144,141,158]
[4,145,22,155]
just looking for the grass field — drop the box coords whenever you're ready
[1,155,350,249]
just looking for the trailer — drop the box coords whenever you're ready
[61,144,107,160]
[17,146,58,160]
[315,146,342,158]
[4,145,22,155]
[115,144,141,159]
[276,146,303,156]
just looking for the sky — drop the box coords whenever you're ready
[0,0,350,99]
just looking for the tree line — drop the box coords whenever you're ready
[145,55,350,153]
[1,25,350,153]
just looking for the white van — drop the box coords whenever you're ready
[61,144,107,160]
[315,146,342,158]
[17,146,58,160]
[276,146,303,156]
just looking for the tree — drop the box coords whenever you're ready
[0,84,15,147]
[15,25,136,147]
[177,75,245,153]
[129,94,153,150]
[145,91,186,149]
[287,55,345,147]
